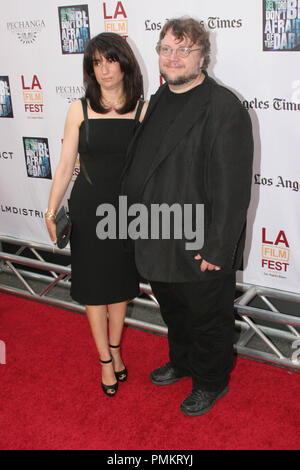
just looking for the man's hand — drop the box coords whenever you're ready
[194,254,221,272]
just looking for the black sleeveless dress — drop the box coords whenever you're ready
[68,100,141,305]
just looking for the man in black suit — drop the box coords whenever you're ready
[121,17,253,416]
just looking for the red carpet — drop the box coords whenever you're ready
[0,292,299,450]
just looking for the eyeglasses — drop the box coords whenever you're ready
[155,44,202,58]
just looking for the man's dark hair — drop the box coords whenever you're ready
[159,17,211,70]
[83,32,143,114]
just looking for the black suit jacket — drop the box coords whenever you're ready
[121,74,254,282]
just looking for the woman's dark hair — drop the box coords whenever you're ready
[83,32,143,114]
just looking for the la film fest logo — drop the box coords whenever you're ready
[6,19,45,44]
[21,75,44,116]
[103,1,128,38]
[263,0,300,51]
[58,5,90,54]
[261,227,290,276]
[0,76,13,118]
[23,137,52,179]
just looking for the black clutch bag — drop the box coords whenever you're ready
[55,206,72,249]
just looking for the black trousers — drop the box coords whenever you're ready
[150,273,236,392]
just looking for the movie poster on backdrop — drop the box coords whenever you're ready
[58,4,91,54]
[263,0,300,51]
[23,137,52,179]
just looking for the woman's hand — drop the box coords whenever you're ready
[46,217,57,245]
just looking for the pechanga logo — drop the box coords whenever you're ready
[23,137,52,179]
[58,5,90,54]
[0,77,13,118]
[263,0,300,51]
[7,19,45,44]
[56,84,85,103]
[21,75,44,116]
[103,1,128,38]
[261,227,290,277]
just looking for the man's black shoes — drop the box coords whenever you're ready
[150,362,186,385]
[180,385,229,416]
[151,363,229,416]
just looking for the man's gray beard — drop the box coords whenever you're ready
[161,71,200,86]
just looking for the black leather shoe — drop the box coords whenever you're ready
[150,362,185,385]
[180,385,229,416]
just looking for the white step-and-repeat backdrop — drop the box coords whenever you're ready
[1,0,300,293]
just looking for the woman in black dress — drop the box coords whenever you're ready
[46,33,146,397]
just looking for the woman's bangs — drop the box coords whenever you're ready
[93,42,120,63]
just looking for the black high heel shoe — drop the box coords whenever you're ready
[99,357,118,396]
[109,344,128,382]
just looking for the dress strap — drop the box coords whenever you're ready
[134,99,145,122]
[80,97,89,146]
[79,97,92,185]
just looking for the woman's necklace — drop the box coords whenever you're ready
[101,95,125,108]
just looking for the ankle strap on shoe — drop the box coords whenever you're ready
[99,357,112,364]
[109,344,120,348]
